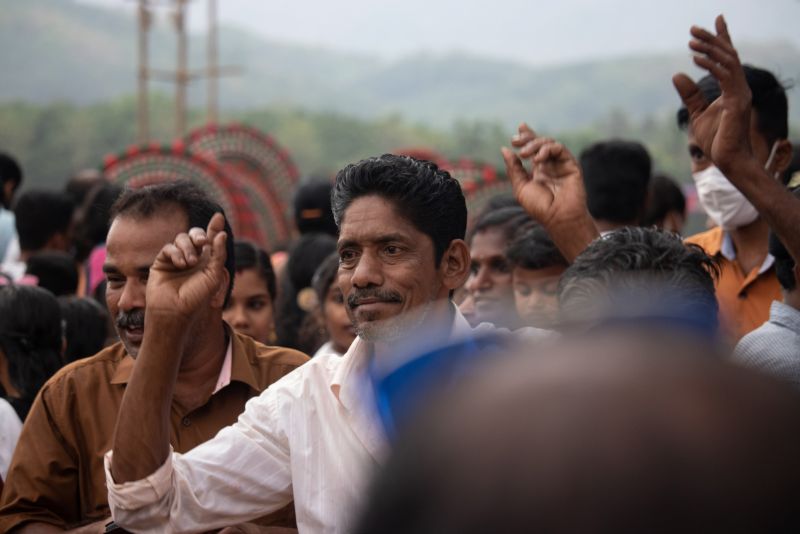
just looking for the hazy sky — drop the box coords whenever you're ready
[81,0,800,66]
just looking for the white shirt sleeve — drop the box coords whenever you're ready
[0,397,22,480]
[105,390,294,533]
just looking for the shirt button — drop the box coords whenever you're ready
[181,417,191,427]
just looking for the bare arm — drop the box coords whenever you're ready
[110,214,228,483]
[501,124,599,262]
[673,15,800,262]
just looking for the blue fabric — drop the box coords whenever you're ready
[369,334,506,441]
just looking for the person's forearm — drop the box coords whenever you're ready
[110,311,190,483]
[546,215,599,263]
[722,157,800,264]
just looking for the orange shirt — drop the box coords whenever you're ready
[0,329,308,531]
[686,226,781,341]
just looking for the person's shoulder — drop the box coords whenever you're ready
[40,343,127,397]
[685,226,723,255]
[734,316,791,360]
[243,334,310,370]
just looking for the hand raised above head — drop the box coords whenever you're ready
[502,123,588,228]
[501,123,597,261]
[146,212,228,320]
[672,15,754,174]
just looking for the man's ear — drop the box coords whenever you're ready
[439,239,471,291]
[772,139,794,176]
[211,269,231,309]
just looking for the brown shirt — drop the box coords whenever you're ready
[686,226,782,341]
[0,329,308,531]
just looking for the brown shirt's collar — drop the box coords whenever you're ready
[109,353,134,385]
[228,324,262,392]
[108,323,260,392]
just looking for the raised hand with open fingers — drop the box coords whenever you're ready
[672,15,754,174]
[501,123,598,262]
[145,212,229,320]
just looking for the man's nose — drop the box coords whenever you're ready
[350,251,384,288]
[117,279,146,311]
[467,265,492,292]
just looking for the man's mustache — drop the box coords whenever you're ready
[347,288,403,309]
[116,309,145,330]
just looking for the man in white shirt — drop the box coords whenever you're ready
[105,155,479,532]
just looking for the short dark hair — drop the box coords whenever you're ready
[13,190,75,252]
[579,140,652,225]
[58,296,109,363]
[470,206,530,244]
[559,227,719,329]
[332,154,467,265]
[312,252,341,306]
[0,152,23,208]
[275,232,338,351]
[26,251,79,297]
[642,174,686,228]
[63,169,106,208]
[294,179,337,236]
[0,285,63,419]
[481,193,519,215]
[506,222,567,271]
[677,65,788,144]
[110,180,236,306]
[769,187,800,291]
[233,240,276,301]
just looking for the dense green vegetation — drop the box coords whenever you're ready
[0,95,703,191]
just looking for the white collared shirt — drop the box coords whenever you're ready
[104,308,541,533]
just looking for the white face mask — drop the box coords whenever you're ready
[692,142,779,231]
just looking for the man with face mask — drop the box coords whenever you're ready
[678,65,793,340]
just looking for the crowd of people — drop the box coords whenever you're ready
[0,15,799,533]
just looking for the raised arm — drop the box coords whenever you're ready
[501,124,599,262]
[673,15,800,262]
[110,213,228,483]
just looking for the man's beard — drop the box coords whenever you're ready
[357,299,435,342]
[115,308,145,358]
[348,285,439,343]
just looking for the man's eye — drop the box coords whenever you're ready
[384,245,400,255]
[491,260,510,274]
[470,263,479,274]
[515,285,532,296]
[340,250,357,265]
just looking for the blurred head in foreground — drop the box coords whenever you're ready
[557,227,719,336]
[357,332,800,533]
[332,154,470,345]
